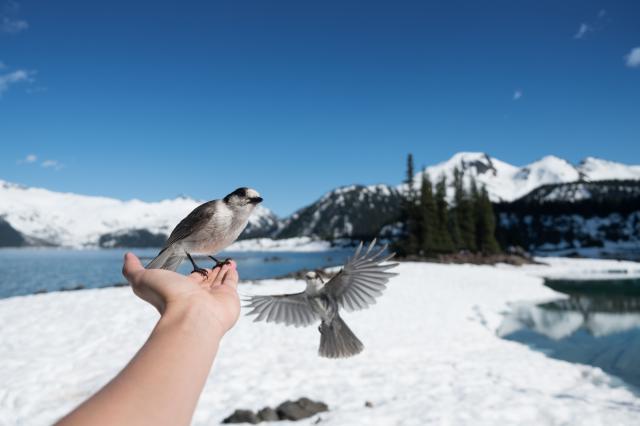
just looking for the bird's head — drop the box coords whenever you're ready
[304,269,326,293]
[223,187,263,210]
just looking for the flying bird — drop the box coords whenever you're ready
[146,187,263,275]
[244,240,399,358]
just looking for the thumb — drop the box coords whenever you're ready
[122,252,144,284]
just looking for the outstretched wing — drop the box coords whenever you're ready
[244,292,319,327]
[322,240,399,312]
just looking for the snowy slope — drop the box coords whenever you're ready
[410,152,640,203]
[1,260,640,425]
[578,157,640,181]
[1,153,639,246]
[0,180,278,247]
[277,184,402,239]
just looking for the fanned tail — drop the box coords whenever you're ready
[146,247,184,271]
[318,315,363,358]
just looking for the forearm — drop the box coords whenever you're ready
[56,301,224,426]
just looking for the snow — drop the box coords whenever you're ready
[2,259,640,425]
[502,256,640,280]
[2,152,639,247]
[0,180,277,247]
[408,152,640,203]
[227,237,331,252]
[579,157,640,181]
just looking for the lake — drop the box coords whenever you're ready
[0,247,354,299]
[499,278,640,390]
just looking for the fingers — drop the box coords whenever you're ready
[212,263,231,287]
[197,265,222,286]
[122,252,144,284]
[221,262,239,290]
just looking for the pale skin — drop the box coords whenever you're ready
[55,252,240,426]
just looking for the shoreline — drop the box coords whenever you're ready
[2,258,640,424]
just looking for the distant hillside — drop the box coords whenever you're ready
[495,180,640,256]
[0,217,25,247]
[0,180,278,247]
[1,152,640,248]
[276,184,402,240]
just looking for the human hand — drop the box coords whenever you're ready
[122,253,240,333]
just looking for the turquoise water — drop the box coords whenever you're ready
[0,248,353,299]
[500,286,640,390]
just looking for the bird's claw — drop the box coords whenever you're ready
[209,256,233,268]
[192,267,209,278]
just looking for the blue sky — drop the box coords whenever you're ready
[0,0,639,216]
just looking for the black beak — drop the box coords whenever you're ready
[250,197,263,204]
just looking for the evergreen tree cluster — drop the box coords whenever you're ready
[395,154,501,257]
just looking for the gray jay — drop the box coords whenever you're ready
[147,187,263,275]
[244,240,398,358]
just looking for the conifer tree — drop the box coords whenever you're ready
[476,186,501,254]
[449,167,463,249]
[434,175,454,253]
[395,153,420,256]
[457,173,477,252]
[420,172,437,256]
[405,154,415,196]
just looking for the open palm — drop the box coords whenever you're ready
[122,253,240,332]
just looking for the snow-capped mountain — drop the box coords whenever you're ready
[1,152,639,247]
[495,180,640,257]
[578,157,640,181]
[276,184,403,240]
[515,180,640,204]
[0,180,278,247]
[411,152,640,202]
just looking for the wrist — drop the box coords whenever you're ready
[161,297,226,341]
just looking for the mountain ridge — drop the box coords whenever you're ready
[1,152,639,247]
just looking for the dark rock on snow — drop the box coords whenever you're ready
[222,397,328,423]
[222,409,260,424]
[257,407,279,421]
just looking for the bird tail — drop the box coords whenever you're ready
[146,247,184,271]
[318,315,364,358]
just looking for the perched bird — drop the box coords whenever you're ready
[146,187,263,275]
[244,240,398,358]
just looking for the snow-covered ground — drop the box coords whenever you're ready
[2,259,640,425]
[226,236,332,252]
[504,256,640,280]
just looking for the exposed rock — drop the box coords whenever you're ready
[296,397,329,415]
[364,401,373,408]
[277,398,328,421]
[276,400,310,421]
[0,217,25,247]
[223,398,328,424]
[222,409,260,424]
[276,184,402,240]
[98,229,167,248]
[257,407,279,421]
[240,205,281,239]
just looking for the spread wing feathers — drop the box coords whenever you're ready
[162,201,214,248]
[322,239,399,312]
[244,292,319,327]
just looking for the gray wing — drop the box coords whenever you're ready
[322,240,399,312]
[244,292,319,327]
[162,200,216,249]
